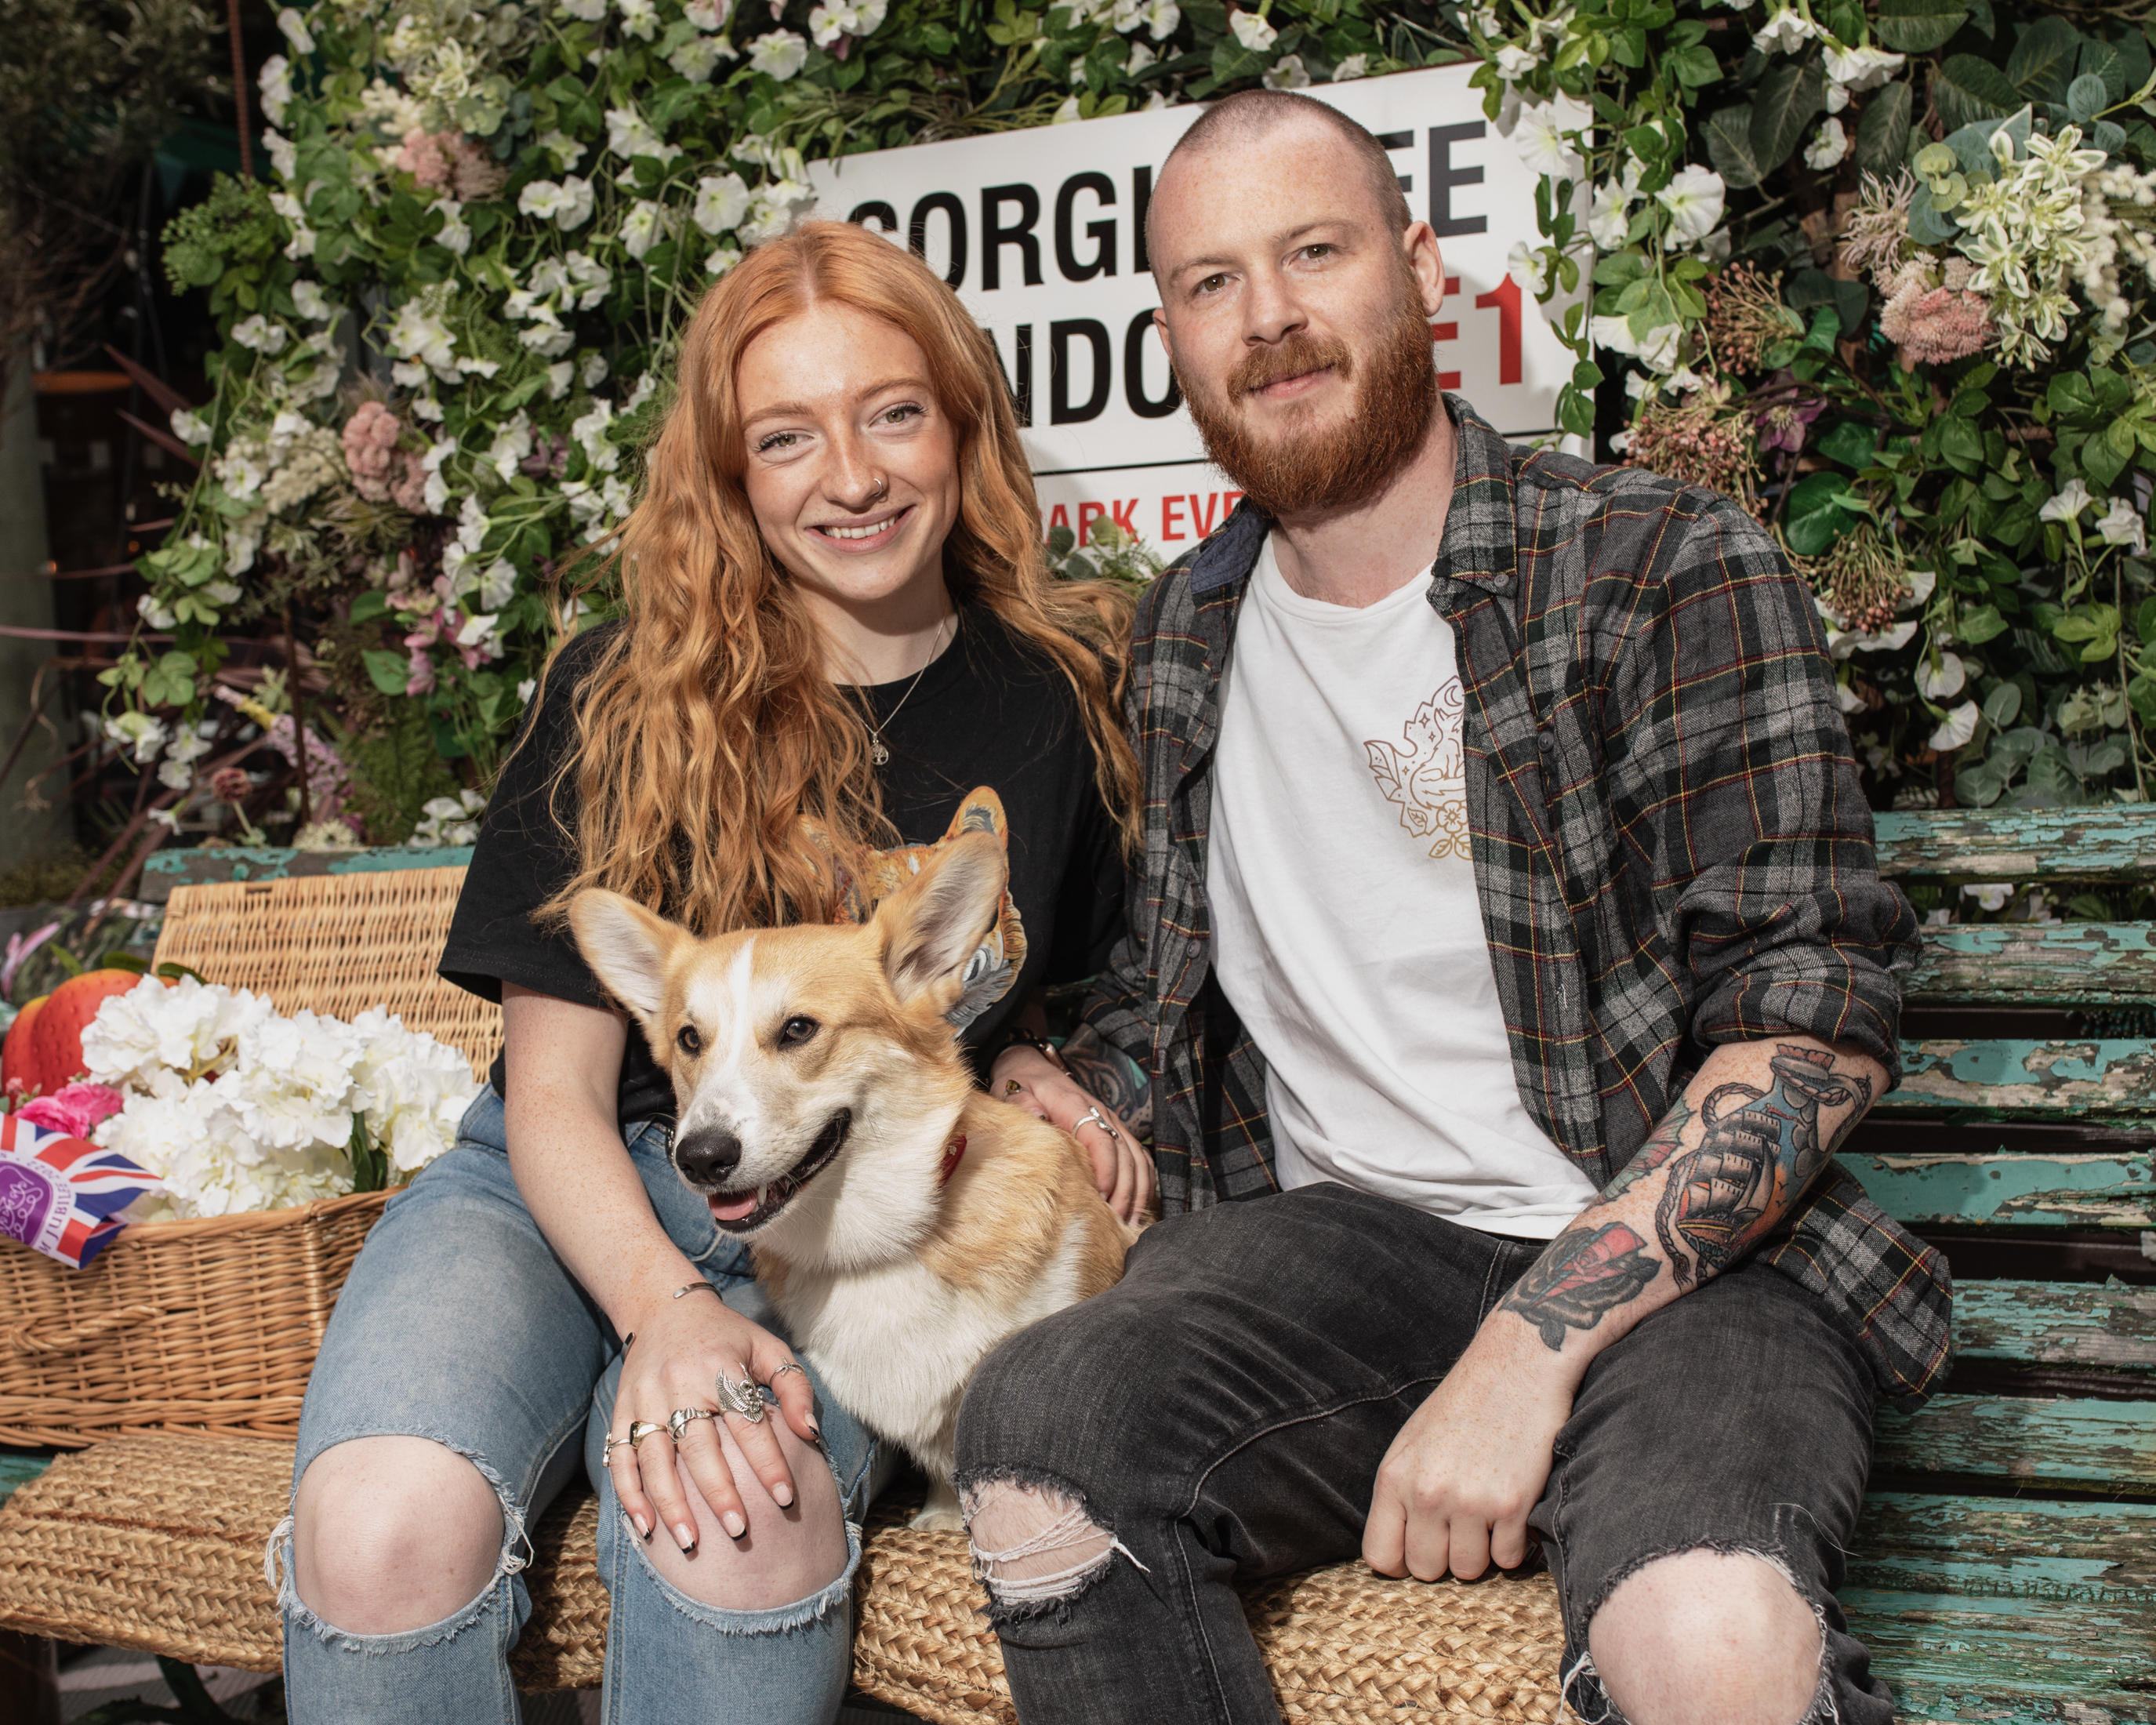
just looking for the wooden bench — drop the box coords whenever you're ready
[2,811,2152,1721]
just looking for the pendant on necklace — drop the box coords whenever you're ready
[871,739,891,766]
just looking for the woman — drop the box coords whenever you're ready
[277,221,1150,1722]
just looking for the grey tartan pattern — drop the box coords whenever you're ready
[1080,397,1951,1408]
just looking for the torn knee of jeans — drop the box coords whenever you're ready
[957,1473,1143,1620]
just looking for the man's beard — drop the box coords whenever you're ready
[1179,289,1438,518]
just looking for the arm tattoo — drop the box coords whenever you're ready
[1497,1222,1662,1351]
[1654,1044,1874,1288]
[1599,1095,1695,1204]
[1059,1022,1153,1138]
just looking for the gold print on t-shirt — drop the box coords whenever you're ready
[1364,680,1470,860]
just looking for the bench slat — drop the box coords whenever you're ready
[1908,923,2156,1004]
[1881,1038,2156,1120]
[1841,1587,2155,1720]
[1847,1492,2156,1598]
[1875,808,2156,883]
[1955,1280,2156,1375]
[1872,1393,2156,1490]
[1849,1148,2154,1229]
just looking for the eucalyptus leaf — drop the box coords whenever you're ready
[2079,36,2129,104]
[1907,180,1963,246]
[2069,74,2107,124]
[1982,680,2023,725]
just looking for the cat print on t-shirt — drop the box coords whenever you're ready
[1364,678,1468,860]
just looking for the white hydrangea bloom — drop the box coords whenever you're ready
[83,975,274,1095]
[348,1008,478,1173]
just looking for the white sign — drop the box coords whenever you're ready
[809,65,1569,553]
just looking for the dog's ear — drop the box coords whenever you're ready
[874,829,1008,1014]
[568,890,683,1026]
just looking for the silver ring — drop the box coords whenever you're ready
[714,1369,768,1423]
[771,1361,806,1381]
[869,475,888,502]
[602,1431,633,1462]
[668,1406,717,1444]
[626,1419,668,1449]
[1075,1106,1117,1140]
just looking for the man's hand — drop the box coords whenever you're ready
[1362,1314,1576,1582]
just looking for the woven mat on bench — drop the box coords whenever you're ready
[0,1434,1571,1722]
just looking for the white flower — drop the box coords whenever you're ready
[1508,238,1549,297]
[558,0,606,16]
[619,200,675,260]
[546,360,575,400]
[669,35,734,79]
[1915,650,1967,699]
[692,172,752,235]
[421,433,457,514]
[1511,103,1585,183]
[1929,700,1981,751]
[2041,478,2093,521]
[1963,882,2014,913]
[1054,95,1083,123]
[1824,42,1905,90]
[537,130,587,171]
[582,352,610,389]
[572,401,619,473]
[1825,79,1849,114]
[104,711,168,766]
[386,289,461,380]
[1591,314,1684,372]
[1494,43,1541,79]
[1140,0,1178,37]
[169,408,212,446]
[264,129,298,183]
[1657,164,1726,247]
[290,282,334,322]
[479,558,518,610]
[685,0,729,26]
[747,30,808,78]
[518,176,595,230]
[1751,6,1817,53]
[1588,179,1636,249]
[704,243,742,276]
[1330,53,1368,80]
[739,178,818,244]
[1229,9,1276,50]
[488,416,534,481]
[605,107,681,166]
[435,200,471,255]
[619,0,659,36]
[1803,118,1849,171]
[230,314,289,355]
[259,54,293,127]
[809,0,885,42]
[2096,496,2148,553]
[1263,53,1311,89]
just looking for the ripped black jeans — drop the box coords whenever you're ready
[953,1183,1893,1725]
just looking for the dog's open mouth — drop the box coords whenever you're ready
[706,1110,851,1233]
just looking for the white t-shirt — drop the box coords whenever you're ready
[1207,536,1599,1239]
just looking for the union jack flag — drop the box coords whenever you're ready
[0,1114,160,1269]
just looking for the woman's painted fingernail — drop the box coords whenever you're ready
[724,1510,747,1538]
[804,1414,821,1437]
[674,1523,698,1552]
[630,1513,649,1539]
[772,1480,794,1507]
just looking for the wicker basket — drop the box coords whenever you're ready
[0,864,499,1448]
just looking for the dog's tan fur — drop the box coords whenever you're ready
[571,830,1138,1529]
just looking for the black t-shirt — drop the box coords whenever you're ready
[438,606,1125,1127]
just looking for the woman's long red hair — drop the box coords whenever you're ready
[538,220,1140,935]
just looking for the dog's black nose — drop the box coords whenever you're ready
[674,1127,743,1186]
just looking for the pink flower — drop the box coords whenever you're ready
[1886,287,1992,365]
[20,1081,127,1137]
[396,126,453,191]
[388,455,429,514]
[343,401,406,503]
[405,644,438,696]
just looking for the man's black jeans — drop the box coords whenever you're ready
[953,1183,1894,1724]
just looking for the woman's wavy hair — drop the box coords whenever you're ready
[537,220,1142,937]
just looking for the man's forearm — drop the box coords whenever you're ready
[1490,1033,1883,1371]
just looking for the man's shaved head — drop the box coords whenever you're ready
[1147,89,1412,273]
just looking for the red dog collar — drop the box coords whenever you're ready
[938,1135,967,1186]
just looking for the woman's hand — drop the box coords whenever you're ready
[604,1285,820,1553]
[991,1044,1154,1223]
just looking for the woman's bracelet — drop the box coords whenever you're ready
[622,1282,723,1353]
[993,1026,1065,1072]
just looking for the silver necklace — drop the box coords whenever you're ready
[861,613,949,767]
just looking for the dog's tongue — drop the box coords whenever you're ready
[710,1192,761,1222]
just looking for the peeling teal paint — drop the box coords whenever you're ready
[1911,921,2156,1005]
[1873,1393,2156,1489]
[138,845,476,902]
[1881,1037,2156,1120]
[1878,808,2156,884]
[1851,1149,2154,1228]
[1955,1280,2156,1372]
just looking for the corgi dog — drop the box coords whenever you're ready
[570,828,1141,1530]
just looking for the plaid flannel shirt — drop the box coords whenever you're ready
[1080,397,1953,1409]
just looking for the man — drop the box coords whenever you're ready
[964,89,1949,1725]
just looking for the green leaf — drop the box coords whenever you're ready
[1704,105,1764,189]
[1874,0,1969,55]
[2129,674,2156,727]
[1784,470,1862,556]
[1936,54,2024,132]
[363,649,412,696]
[1750,54,1825,174]
[2138,596,2156,643]
[350,590,391,623]
[1982,679,2023,724]
[2069,72,2109,124]
[1856,81,1912,173]
[1907,180,1961,246]
[1814,419,1880,469]
[1960,604,2009,645]
[2005,15,2082,104]
[1938,415,1985,474]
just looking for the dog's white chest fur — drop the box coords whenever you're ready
[774,1219,1092,1481]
